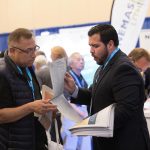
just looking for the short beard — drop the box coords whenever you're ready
[97,48,109,65]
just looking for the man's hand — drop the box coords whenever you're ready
[29,100,57,115]
[64,72,76,94]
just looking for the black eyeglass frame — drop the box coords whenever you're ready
[11,45,40,54]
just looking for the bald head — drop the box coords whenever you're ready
[50,46,67,61]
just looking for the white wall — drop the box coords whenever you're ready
[0,0,150,33]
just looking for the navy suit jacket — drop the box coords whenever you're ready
[71,50,150,150]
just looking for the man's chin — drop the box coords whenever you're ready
[27,60,34,66]
[28,64,33,67]
[27,63,33,67]
[93,56,103,65]
[96,59,104,65]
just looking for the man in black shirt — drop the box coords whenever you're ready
[0,28,57,150]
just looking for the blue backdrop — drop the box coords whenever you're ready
[0,17,150,52]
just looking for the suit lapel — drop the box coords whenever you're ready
[92,63,112,99]
[92,50,123,101]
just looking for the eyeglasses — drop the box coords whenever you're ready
[11,45,40,54]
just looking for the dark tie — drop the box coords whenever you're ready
[95,65,103,84]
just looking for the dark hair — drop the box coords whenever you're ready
[88,24,119,46]
[8,28,33,46]
[0,51,5,58]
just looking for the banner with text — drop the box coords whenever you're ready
[139,29,150,52]
[111,0,149,54]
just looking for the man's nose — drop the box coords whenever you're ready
[31,51,36,58]
[90,47,94,53]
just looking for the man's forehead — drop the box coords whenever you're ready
[73,54,83,60]
[10,37,33,43]
[89,34,101,43]
[19,37,35,45]
[19,36,34,42]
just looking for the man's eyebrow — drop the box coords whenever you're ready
[89,44,99,46]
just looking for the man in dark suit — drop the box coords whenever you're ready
[64,24,150,150]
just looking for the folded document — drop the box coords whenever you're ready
[42,85,83,123]
[69,104,115,137]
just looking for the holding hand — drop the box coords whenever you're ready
[29,99,57,115]
[64,72,76,94]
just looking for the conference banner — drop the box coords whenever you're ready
[139,29,150,51]
[111,0,149,54]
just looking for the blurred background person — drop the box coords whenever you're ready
[128,48,150,72]
[128,48,150,97]
[34,54,52,89]
[35,50,47,58]
[61,52,92,150]
[51,46,68,61]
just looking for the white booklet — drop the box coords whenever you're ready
[69,104,115,137]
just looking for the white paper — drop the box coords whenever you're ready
[51,94,83,122]
[42,84,83,123]
[144,98,150,110]
[49,57,67,96]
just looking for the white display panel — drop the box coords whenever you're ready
[139,29,150,51]
[36,26,98,86]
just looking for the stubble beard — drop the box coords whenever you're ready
[97,50,109,65]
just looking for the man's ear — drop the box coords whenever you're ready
[107,40,115,50]
[8,48,16,57]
